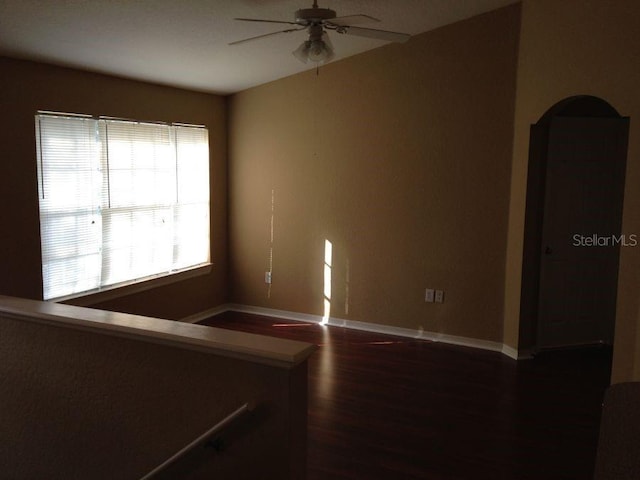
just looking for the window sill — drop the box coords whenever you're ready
[59,264,213,308]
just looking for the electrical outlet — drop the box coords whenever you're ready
[425,288,435,303]
[265,271,272,284]
[435,290,444,303]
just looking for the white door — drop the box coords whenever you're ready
[537,116,628,349]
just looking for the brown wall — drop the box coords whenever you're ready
[504,0,640,381]
[0,57,228,319]
[228,6,521,342]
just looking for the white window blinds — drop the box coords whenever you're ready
[36,113,210,300]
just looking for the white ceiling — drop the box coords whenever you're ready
[0,0,518,95]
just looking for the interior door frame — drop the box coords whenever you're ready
[517,95,629,356]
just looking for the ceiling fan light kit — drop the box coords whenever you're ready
[292,25,334,64]
[231,1,410,64]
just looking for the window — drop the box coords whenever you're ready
[35,112,210,300]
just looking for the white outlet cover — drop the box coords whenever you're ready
[425,288,435,303]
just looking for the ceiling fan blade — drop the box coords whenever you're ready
[327,14,380,26]
[229,27,305,46]
[340,26,410,43]
[234,18,300,26]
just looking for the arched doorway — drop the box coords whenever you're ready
[519,96,629,356]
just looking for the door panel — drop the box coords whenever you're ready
[537,116,628,349]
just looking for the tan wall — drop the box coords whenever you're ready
[0,57,228,319]
[0,311,308,479]
[228,6,520,342]
[504,0,640,381]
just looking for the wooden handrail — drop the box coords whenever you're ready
[140,402,253,479]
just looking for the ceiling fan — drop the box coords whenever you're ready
[229,1,411,64]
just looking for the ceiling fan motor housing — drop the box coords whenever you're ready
[295,7,336,24]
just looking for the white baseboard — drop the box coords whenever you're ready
[192,303,521,359]
[227,304,323,324]
[501,344,519,360]
[180,304,231,324]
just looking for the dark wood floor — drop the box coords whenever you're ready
[200,312,612,480]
